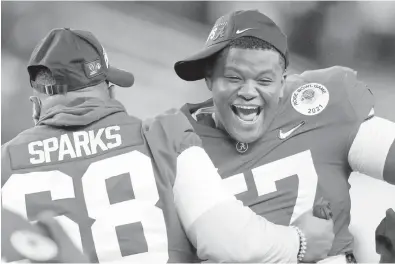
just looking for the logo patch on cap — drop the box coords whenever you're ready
[206,16,228,43]
[84,59,103,78]
[291,83,330,116]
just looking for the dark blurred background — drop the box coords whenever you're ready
[2,1,395,144]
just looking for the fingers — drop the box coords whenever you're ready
[313,197,333,220]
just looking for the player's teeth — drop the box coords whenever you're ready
[234,106,259,121]
[236,106,258,110]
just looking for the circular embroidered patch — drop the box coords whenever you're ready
[235,142,248,154]
[291,83,330,116]
[10,230,58,261]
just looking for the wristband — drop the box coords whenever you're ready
[292,226,307,262]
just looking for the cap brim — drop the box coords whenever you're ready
[107,66,135,88]
[174,41,230,81]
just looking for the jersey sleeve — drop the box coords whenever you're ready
[1,144,13,187]
[301,66,374,122]
[142,108,202,186]
[349,117,395,183]
[143,108,202,154]
[336,67,395,183]
[344,74,374,122]
[143,110,301,262]
[299,66,395,182]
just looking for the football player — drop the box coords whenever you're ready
[174,9,395,263]
[143,109,335,263]
[2,208,89,263]
[1,28,332,263]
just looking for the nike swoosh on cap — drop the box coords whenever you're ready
[236,28,254,34]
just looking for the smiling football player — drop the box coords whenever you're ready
[174,9,395,263]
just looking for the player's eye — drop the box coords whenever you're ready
[226,76,242,83]
[257,79,272,86]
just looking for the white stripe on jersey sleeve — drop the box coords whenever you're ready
[349,115,395,180]
[174,146,299,263]
[188,200,300,263]
[174,146,237,230]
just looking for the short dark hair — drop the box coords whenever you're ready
[205,36,286,78]
[34,67,56,86]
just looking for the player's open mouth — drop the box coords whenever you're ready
[231,104,262,123]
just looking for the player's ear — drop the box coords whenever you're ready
[29,96,41,126]
[108,84,115,99]
[279,71,287,98]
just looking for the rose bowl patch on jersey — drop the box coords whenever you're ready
[291,83,329,116]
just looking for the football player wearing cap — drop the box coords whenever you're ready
[1,27,330,263]
[173,9,395,263]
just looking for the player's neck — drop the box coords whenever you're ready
[40,95,74,112]
[212,112,224,131]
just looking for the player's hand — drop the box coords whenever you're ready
[293,210,335,262]
[376,208,395,263]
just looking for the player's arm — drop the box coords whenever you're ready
[143,110,301,263]
[175,145,301,263]
[327,66,395,184]
[348,113,395,184]
[342,69,395,184]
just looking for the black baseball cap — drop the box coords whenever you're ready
[174,9,289,81]
[27,28,135,95]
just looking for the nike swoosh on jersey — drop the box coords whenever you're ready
[236,28,254,34]
[278,121,305,140]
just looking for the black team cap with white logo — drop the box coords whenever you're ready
[174,9,289,81]
[28,28,134,95]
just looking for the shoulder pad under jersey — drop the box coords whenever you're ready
[143,109,202,155]
[287,66,374,121]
